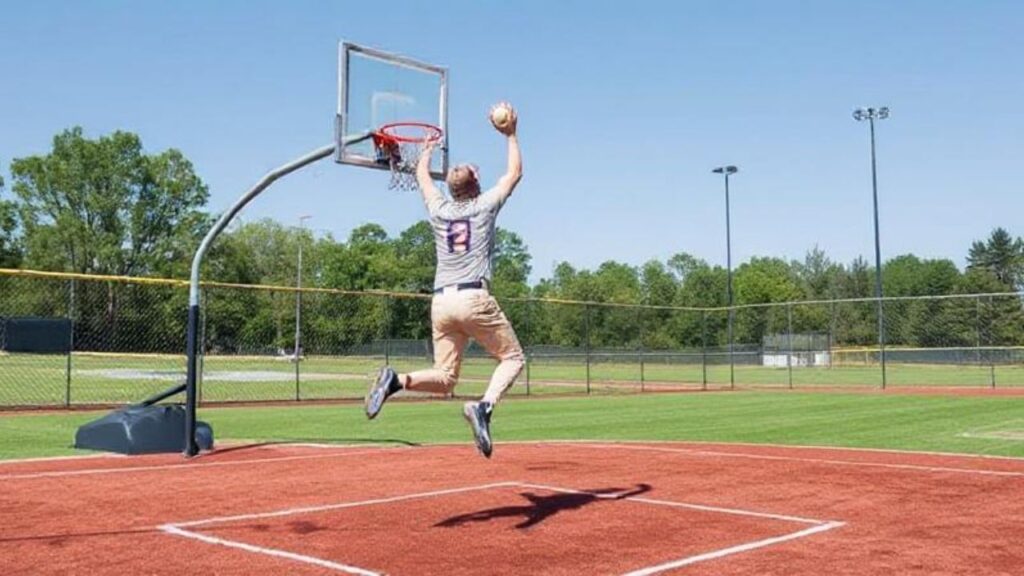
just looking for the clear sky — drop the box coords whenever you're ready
[2,0,1022,282]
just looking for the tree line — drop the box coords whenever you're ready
[1,128,1022,354]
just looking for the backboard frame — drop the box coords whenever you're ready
[335,41,449,181]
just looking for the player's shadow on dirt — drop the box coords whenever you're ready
[435,483,652,530]
[0,527,158,547]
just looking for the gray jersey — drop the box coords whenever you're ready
[427,188,506,289]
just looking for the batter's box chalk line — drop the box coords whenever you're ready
[158,481,845,576]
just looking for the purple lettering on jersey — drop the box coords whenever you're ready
[446,220,471,254]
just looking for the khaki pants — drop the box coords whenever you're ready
[405,287,524,405]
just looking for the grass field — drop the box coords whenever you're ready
[1,351,1023,407]
[2,390,1023,461]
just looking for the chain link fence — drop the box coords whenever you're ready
[1,269,1023,407]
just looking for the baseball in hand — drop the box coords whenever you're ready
[489,102,515,132]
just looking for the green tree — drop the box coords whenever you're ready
[531,262,589,347]
[733,257,802,305]
[788,247,844,339]
[387,222,436,343]
[586,261,641,348]
[667,252,704,281]
[315,224,405,346]
[640,260,677,307]
[792,246,843,300]
[491,228,531,298]
[957,269,1024,347]
[673,256,728,347]
[392,221,435,293]
[10,128,209,276]
[203,219,331,353]
[827,257,874,346]
[200,231,266,354]
[883,255,960,297]
[639,260,682,349]
[884,256,963,346]
[731,258,802,346]
[244,219,302,282]
[8,128,209,352]
[0,174,22,267]
[967,227,1024,290]
[320,224,398,291]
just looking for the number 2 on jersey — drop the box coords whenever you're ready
[446,220,471,253]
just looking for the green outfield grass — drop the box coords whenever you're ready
[0,352,1022,407]
[2,391,1023,460]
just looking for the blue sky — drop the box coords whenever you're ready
[2,0,1022,283]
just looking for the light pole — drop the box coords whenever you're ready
[712,165,738,388]
[853,106,889,388]
[295,215,312,363]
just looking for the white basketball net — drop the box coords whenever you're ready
[373,124,443,191]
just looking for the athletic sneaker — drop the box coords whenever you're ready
[365,367,398,420]
[462,401,494,458]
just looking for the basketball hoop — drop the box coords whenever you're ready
[372,122,444,191]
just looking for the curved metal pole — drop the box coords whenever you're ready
[188,144,337,306]
[183,138,367,456]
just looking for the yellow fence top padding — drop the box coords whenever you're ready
[2,267,1021,312]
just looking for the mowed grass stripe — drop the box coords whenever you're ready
[2,391,1023,460]
[2,352,1022,407]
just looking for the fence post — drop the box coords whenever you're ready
[294,356,301,401]
[294,292,301,402]
[974,295,983,382]
[638,307,645,393]
[728,305,735,390]
[584,303,591,395]
[987,295,996,388]
[384,295,392,367]
[787,302,794,389]
[878,297,887,390]
[524,299,531,396]
[701,310,708,390]
[828,300,836,370]
[65,278,75,407]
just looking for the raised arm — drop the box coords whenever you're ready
[416,138,444,211]
[490,103,522,202]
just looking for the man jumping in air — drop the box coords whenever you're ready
[364,103,525,459]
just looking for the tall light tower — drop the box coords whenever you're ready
[712,165,738,388]
[853,106,889,388]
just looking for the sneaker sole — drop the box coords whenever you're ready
[365,390,384,420]
[462,403,492,458]
[365,370,392,420]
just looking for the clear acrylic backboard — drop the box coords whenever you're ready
[335,42,449,182]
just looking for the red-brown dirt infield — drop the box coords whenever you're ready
[1,441,1023,575]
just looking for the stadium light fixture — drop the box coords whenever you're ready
[853,106,890,388]
[712,165,739,388]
